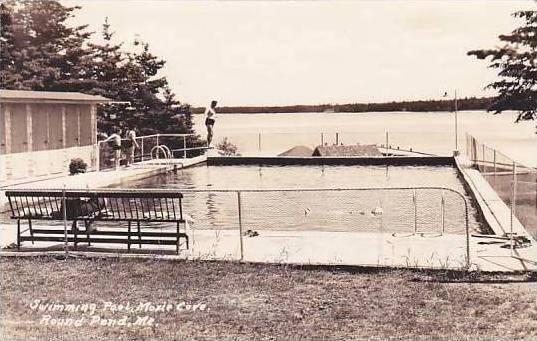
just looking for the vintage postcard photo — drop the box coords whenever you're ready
[0,0,536,340]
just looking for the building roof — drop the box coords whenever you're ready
[0,90,112,104]
[278,145,314,157]
[313,144,383,157]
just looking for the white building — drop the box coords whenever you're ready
[0,90,111,184]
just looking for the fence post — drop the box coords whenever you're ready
[95,143,100,171]
[441,190,445,235]
[385,132,389,154]
[510,162,517,254]
[413,189,417,234]
[335,132,339,145]
[183,136,187,159]
[482,144,485,168]
[258,133,261,153]
[493,149,497,186]
[141,138,144,163]
[237,191,244,261]
[470,135,476,166]
[321,132,324,146]
[62,187,68,256]
[465,207,470,270]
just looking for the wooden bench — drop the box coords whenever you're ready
[6,189,188,254]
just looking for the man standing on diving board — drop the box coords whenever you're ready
[205,100,218,146]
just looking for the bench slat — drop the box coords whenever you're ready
[6,190,183,199]
[20,236,183,245]
[28,229,183,238]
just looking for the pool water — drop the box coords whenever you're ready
[122,164,484,234]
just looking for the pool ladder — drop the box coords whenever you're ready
[149,145,173,166]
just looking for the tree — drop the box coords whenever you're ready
[84,18,131,134]
[0,0,92,90]
[468,10,537,122]
[0,1,205,151]
[86,25,203,153]
[0,2,18,86]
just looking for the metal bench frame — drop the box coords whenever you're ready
[6,189,188,254]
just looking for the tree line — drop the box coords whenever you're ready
[194,97,494,114]
[0,0,204,152]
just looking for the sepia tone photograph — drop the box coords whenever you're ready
[0,0,536,340]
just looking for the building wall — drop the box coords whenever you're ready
[0,105,6,155]
[9,104,27,154]
[0,102,97,183]
[0,145,96,180]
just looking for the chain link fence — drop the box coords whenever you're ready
[4,187,471,269]
[186,187,470,269]
[466,133,537,239]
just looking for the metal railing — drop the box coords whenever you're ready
[7,186,472,269]
[96,133,199,171]
[466,133,537,240]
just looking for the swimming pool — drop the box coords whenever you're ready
[121,164,484,234]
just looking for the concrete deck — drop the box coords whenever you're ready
[1,222,535,272]
[2,156,206,190]
[0,156,207,211]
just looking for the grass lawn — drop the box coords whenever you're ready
[1,256,536,340]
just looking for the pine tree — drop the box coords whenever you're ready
[0,0,92,90]
[84,18,131,134]
[468,10,537,122]
[0,2,18,87]
[126,41,204,154]
[0,1,206,149]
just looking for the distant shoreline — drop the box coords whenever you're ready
[192,110,490,115]
[193,96,493,114]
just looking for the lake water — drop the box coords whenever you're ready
[193,111,537,166]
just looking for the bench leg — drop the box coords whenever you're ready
[74,221,79,251]
[176,222,180,255]
[137,222,141,249]
[184,222,189,250]
[28,219,34,245]
[128,222,131,253]
[83,220,91,246]
[17,220,20,250]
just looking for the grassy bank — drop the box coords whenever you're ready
[1,256,536,340]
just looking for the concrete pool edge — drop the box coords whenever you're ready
[207,155,455,166]
[454,155,537,272]
[0,155,208,212]
[454,155,533,240]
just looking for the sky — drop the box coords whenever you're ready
[65,0,536,107]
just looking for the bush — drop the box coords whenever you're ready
[69,158,88,175]
[216,137,239,156]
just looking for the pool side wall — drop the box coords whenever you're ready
[208,156,455,166]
